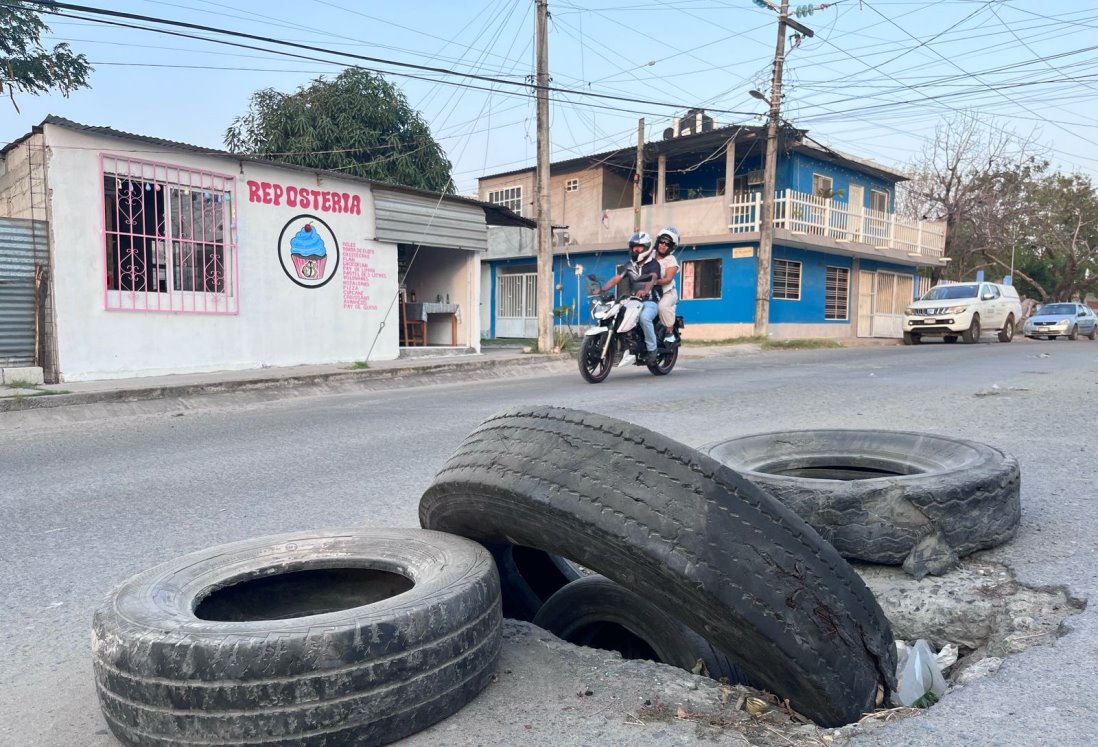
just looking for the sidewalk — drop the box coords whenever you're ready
[0,346,569,413]
[0,337,900,414]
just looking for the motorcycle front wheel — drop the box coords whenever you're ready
[647,344,678,376]
[578,335,613,383]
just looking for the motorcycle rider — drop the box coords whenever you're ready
[600,231,662,365]
[653,227,680,343]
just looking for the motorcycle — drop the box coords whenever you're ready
[578,276,684,384]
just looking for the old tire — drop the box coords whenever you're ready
[998,316,1015,342]
[963,314,981,343]
[1068,324,1078,340]
[485,542,582,621]
[92,529,501,747]
[533,574,753,686]
[420,406,896,727]
[701,430,1021,579]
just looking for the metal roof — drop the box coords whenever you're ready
[2,115,534,229]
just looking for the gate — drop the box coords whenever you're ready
[857,270,913,339]
[0,218,47,367]
[495,272,538,338]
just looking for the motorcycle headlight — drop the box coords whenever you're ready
[944,305,968,314]
[592,302,613,320]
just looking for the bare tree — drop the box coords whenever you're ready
[898,113,1045,283]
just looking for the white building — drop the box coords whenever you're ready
[0,116,529,383]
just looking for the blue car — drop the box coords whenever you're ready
[1023,303,1098,340]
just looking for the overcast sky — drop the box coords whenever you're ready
[4,0,1097,195]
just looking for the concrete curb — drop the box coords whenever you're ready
[0,354,569,413]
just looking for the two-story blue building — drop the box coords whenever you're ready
[477,111,947,341]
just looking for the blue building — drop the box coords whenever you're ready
[477,112,947,341]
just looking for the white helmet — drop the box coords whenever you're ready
[656,226,680,252]
[628,231,653,252]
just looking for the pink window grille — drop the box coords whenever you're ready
[101,154,239,314]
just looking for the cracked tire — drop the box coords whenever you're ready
[533,574,753,686]
[92,528,501,747]
[701,430,1021,579]
[484,541,582,621]
[419,406,896,727]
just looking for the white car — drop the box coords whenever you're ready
[903,282,1022,345]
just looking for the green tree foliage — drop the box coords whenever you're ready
[1,0,92,110]
[225,67,454,194]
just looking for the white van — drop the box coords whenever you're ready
[903,282,1022,344]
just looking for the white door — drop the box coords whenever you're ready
[495,272,539,338]
[848,184,865,242]
[857,270,874,338]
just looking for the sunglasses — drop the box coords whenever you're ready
[658,239,672,245]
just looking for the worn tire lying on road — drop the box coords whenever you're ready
[533,574,753,686]
[701,429,1021,579]
[92,528,501,747]
[420,406,897,727]
[485,541,582,621]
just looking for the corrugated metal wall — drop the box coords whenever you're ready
[0,218,46,367]
[374,190,487,251]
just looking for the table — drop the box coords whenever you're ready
[404,302,461,345]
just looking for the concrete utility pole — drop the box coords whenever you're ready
[753,0,815,337]
[535,0,554,353]
[633,118,645,232]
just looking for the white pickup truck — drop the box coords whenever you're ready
[903,282,1022,344]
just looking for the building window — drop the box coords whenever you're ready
[564,178,579,192]
[103,155,238,314]
[716,177,726,196]
[825,266,850,320]
[812,173,834,197]
[773,258,801,300]
[488,186,523,216]
[665,183,681,202]
[870,188,889,213]
[681,258,722,299]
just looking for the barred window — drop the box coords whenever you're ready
[103,155,237,314]
[488,186,523,216]
[564,178,579,192]
[825,266,850,320]
[681,258,722,300]
[773,258,801,300]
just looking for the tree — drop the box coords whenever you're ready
[898,113,1043,283]
[225,68,454,194]
[1,0,92,111]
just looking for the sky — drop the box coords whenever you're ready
[3,0,1098,197]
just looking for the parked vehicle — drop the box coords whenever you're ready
[1023,302,1098,340]
[902,282,1022,345]
[577,281,683,383]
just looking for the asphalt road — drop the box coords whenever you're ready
[2,338,1096,746]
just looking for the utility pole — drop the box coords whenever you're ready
[535,0,553,353]
[753,0,816,337]
[633,118,645,232]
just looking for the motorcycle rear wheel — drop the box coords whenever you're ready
[578,336,613,383]
[647,344,678,376]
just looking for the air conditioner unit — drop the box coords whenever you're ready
[746,170,764,186]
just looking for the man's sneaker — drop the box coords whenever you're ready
[645,351,658,365]
[664,334,676,343]
[618,352,636,368]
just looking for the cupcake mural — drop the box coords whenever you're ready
[277,215,339,289]
[290,223,327,280]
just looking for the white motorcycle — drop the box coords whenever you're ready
[578,279,684,384]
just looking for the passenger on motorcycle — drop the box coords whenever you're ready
[600,231,662,365]
[654,227,680,343]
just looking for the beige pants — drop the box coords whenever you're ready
[658,288,678,329]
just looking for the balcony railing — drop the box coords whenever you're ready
[729,190,946,259]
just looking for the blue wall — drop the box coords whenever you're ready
[788,153,896,208]
[487,245,919,335]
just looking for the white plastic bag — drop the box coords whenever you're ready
[895,639,948,708]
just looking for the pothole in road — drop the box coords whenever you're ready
[855,558,1086,693]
